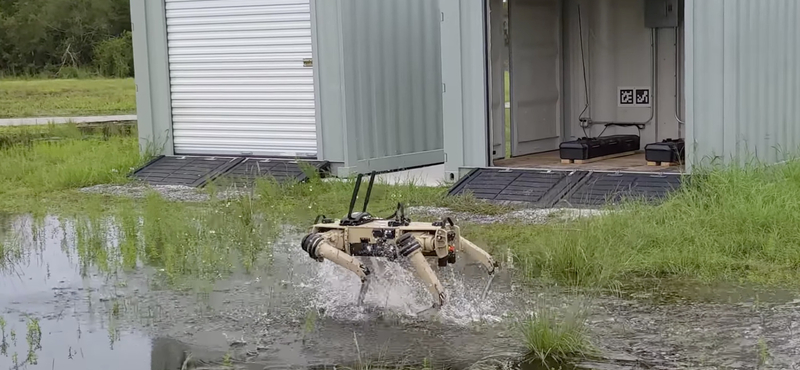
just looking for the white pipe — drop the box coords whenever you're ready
[675,25,685,141]
[590,0,616,123]
[675,26,685,125]
[654,28,659,142]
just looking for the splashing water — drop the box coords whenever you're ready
[301,255,514,326]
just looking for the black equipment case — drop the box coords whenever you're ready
[559,135,641,161]
[644,138,685,163]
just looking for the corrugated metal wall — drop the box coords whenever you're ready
[440,0,491,181]
[339,0,444,166]
[686,0,800,171]
[165,0,319,158]
[313,0,445,175]
[130,0,174,156]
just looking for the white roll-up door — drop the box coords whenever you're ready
[165,0,317,158]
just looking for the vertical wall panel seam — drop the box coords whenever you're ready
[683,0,694,172]
[336,0,356,169]
[310,0,324,160]
[159,0,174,156]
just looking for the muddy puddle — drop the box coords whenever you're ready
[2,214,800,370]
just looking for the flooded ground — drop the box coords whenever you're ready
[2,214,800,370]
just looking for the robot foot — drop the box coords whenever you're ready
[481,273,496,300]
[415,304,441,319]
[357,278,371,306]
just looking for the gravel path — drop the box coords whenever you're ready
[79,183,609,224]
[0,115,137,126]
[407,206,609,224]
[79,183,250,202]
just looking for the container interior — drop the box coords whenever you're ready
[487,0,687,172]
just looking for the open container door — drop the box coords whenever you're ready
[508,0,563,157]
[488,0,507,161]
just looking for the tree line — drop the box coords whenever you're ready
[0,0,134,78]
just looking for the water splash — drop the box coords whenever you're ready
[301,255,513,326]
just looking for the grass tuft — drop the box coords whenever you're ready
[515,302,595,365]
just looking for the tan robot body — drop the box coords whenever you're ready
[300,172,498,309]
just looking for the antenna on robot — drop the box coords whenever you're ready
[346,171,377,218]
[346,173,362,217]
[362,171,376,212]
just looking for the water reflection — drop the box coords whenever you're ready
[0,213,524,370]
[3,210,800,369]
[0,215,155,370]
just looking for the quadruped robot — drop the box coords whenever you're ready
[300,171,499,309]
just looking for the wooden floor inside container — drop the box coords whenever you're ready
[493,150,684,173]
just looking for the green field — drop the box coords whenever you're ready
[0,78,136,118]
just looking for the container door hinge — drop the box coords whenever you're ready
[441,12,444,22]
[442,83,446,93]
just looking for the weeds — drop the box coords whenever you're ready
[460,159,800,290]
[302,309,318,341]
[0,124,145,213]
[68,191,285,283]
[515,302,594,365]
[342,331,440,370]
[0,316,6,356]
[757,338,771,368]
[25,316,41,365]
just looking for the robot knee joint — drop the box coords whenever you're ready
[397,233,421,258]
[301,232,325,260]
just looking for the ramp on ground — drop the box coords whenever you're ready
[130,155,330,188]
[448,168,686,208]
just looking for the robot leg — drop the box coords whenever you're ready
[397,233,446,308]
[302,233,372,303]
[459,236,499,275]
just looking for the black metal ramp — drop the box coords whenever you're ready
[557,171,685,208]
[216,157,331,185]
[130,155,243,187]
[447,168,590,207]
[448,168,686,208]
[130,155,331,188]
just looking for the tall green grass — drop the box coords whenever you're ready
[69,191,282,282]
[515,302,595,365]
[0,124,145,212]
[466,159,800,290]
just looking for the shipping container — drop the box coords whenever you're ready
[132,0,800,196]
[131,0,444,177]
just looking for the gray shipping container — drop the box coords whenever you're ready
[132,0,800,181]
[132,0,443,177]
[441,0,800,180]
